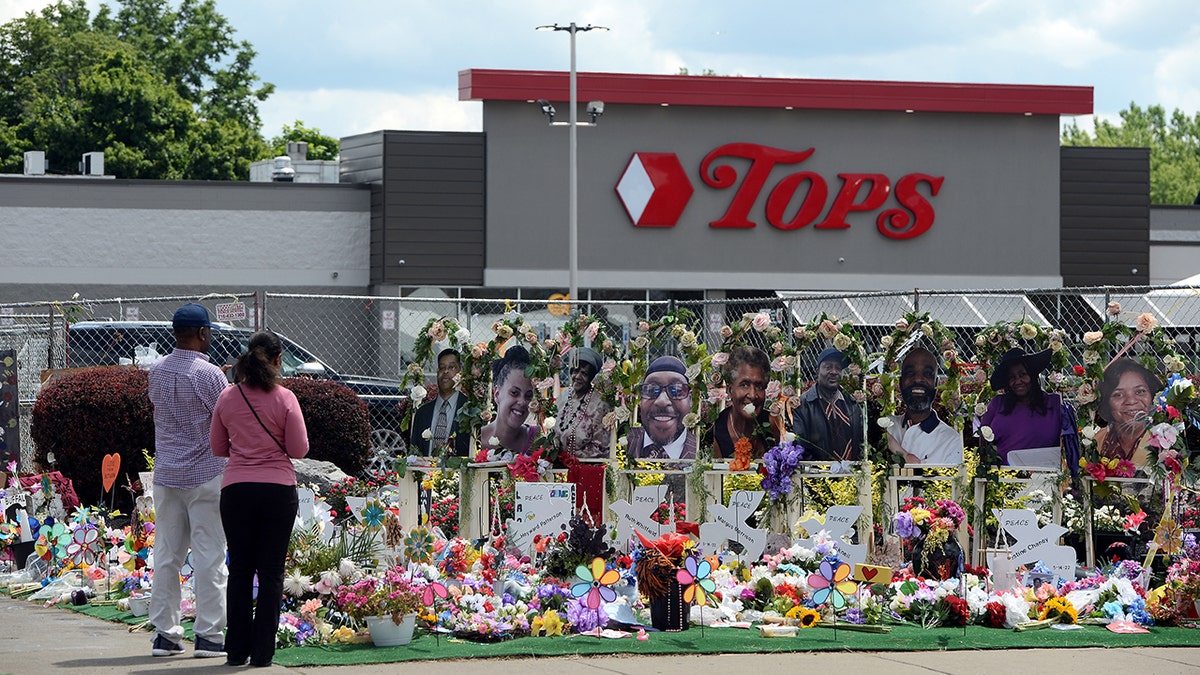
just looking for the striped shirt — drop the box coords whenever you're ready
[148,348,228,489]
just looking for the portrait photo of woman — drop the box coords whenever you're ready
[1095,358,1164,467]
[980,348,1062,467]
[480,345,538,456]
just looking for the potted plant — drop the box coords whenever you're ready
[893,496,966,580]
[334,567,423,646]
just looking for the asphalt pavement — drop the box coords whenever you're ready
[2,595,1199,674]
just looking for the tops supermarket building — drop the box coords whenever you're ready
[1,68,1198,315]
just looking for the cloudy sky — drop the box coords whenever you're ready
[2,0,1198,139]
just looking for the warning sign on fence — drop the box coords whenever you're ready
[215,302,247,323]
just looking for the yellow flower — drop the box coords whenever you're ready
[797,607,821,628]
[330,626,357,643]
[1038,596,1077,624]
[533,609,564,636]
[785,606,803,619]
[909,507,932,524]
[1019,323,1038,340]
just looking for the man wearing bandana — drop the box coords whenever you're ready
[886,347,963,465]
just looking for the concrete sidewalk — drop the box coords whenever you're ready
[2,596,1198,674]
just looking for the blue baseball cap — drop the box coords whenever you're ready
[172,303,212,328]
[817,347,849,368]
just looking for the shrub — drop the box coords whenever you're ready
[31,367,153,509]
[282,377,371,476]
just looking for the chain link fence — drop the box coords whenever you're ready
[7,285,1200,471]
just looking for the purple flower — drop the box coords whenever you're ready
[739,587,757,601]
[843,608,865,625]
[566,597,608,632]
[761,441,805,500]
[893,511,918,539]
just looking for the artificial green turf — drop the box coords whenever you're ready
[62,603,1200,666]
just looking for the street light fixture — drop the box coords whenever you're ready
[536,22,608,309]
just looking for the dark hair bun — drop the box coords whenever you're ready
[491,344,531,378]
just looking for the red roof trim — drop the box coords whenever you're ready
[458,69,1092,116]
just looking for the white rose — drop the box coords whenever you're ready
[543,416,556,432]
[783,432,797,443]
[877,417,894,429]
[489,436,501,447]
[455,327,471,344]
[743,403,756,416]
[421,429,433,440]
[880,335,893,349]
[974,402,987,416]
[980,426,995,443]
[409,385,427,402]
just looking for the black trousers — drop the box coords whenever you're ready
[220,482,297,665]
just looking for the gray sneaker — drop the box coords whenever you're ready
[194,636,227,658]
[151,635,184,657]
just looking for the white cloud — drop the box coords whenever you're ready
[1153,31,1200,115]
[260,88,480,139]
[981,17,1119,70]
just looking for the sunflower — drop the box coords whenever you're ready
[797,607,821,628]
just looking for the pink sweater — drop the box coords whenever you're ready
[211,384,309,488]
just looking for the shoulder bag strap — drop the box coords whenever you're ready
[237,384,288,455]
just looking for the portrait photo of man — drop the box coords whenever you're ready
[408,348,470,457]
[628,355,697,461]
[886,346,963,466]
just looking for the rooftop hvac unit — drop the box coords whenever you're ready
[23,151,46,175]
[80,151,104,176]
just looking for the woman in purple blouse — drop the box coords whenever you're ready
[980,348,1061,466]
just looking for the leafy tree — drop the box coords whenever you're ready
[1062,103,1200,204]
[0,0,271,179]
[265,120,340,161]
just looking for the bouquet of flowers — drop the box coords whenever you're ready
[333,566,423,625]
[893,497,965,542]
[758,440,805,500]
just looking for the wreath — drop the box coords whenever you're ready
[457,315,555,460]
[1071,309,1196,488]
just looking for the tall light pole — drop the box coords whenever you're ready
[537,22,607,309]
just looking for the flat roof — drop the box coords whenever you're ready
[459,69,1093,116]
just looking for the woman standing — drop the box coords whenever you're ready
[554,347,612,459]
[980,348,1061,466]
[210,331,308,667]
[480,345,537,456]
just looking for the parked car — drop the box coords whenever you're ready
[63,321,410,456]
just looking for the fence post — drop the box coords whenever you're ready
[47,306,56,370]
[260,290,269,330]
[1103,287,1112,325]
[913,288,920,314]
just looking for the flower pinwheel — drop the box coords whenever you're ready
[66,524,101,567]
[571,557,620,610]
[807,558,857,610]
[676,555,717,606]
[361,500,387,528]
[421,580,448,607]
[404,526,435,564]
[1154,518,1183,554]
[35,522,71,562]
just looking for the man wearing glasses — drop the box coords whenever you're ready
[629,355,697,460]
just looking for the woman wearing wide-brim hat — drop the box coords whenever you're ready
[980,348,1062,466]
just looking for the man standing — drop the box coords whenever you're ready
[147,303,229,658]
[792,347,865,462]
[408,348,470,457]
[886,347,963,465]
[629,355,697,460]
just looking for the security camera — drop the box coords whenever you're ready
[587,101,604,115]
[536,99,556,118]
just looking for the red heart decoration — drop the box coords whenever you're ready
[862,567,877,581]
[101,453,121,493]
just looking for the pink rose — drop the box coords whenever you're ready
[707,386,728,404]
[711,352,729,367]
[601,359,616,375]
[751,312,772,332]
[770,356,788,372]
[765,380,782,400]
[1136,312,1157,333]
[584,321,600,341]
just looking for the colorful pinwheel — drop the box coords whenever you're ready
[405,526,436,564]
[676,555,717,606]
[361,500,386,528]
[571,557,620,610]
[67,524,101,566]
[421,580,449,607]
[1155,518,1183,554]
[807,559,858,610]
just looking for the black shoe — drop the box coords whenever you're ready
[226,656,249,666]
[194,636,227,658]
[151,635,185,657]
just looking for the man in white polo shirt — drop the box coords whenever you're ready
[886,346,963,465]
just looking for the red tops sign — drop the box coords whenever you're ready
[616,142,944,240]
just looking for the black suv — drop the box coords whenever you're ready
[63,321,409,454]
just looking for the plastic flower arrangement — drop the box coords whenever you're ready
[893,497,965,543]
[333,566,422,625]
[758,440,805,500]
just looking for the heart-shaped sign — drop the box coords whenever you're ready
[853,563,893,585]
[101,453,121,493]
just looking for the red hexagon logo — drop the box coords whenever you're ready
[614,152,694,227]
